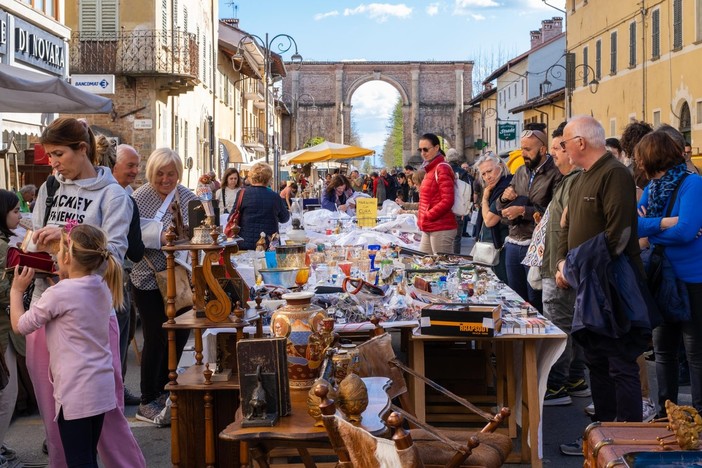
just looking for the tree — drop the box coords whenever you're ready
[381,97,403,169]
[349,120,362,147]
[471,44,518,96]
[303,136,325,148]
[361,159,372,174]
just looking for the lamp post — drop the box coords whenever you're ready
[541,53,599,117]
[232,33,302,191]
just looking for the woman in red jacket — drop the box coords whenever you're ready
[417,133,457,254]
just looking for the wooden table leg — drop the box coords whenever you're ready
[524,341,542,468]
[204,390,214,468]
[250,446,271,468]
[170,389,180,467]
[409,338,426,423]
[298,448,317,468]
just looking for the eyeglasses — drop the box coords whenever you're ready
[520,130,547,146]
[559,136,582,150]
[418,147,434,153]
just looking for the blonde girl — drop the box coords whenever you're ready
[10,225,123,468]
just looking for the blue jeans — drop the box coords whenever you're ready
[653,282,702,414]
[504,243,543,312]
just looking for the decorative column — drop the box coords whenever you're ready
[335,66,344,143]
[411,66,420,154]
[455,67,465,155]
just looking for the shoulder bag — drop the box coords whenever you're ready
[143,256,192,313]
[224,188,245,238]
[642,173,690,322]
[470,230,501,266]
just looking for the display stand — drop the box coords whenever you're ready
[160,227,255,468]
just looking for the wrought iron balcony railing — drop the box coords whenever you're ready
[243,126,265,147]
[70,29,199,78]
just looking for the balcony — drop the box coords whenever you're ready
[243,126,265,150]
[244,81,265,101]
[69,30,199,93]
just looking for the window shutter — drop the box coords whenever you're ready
[79,0,99,37]
[629,22,636,67]
[183,6,188,33]
[673,0,682,49]
[652,9,660,58]
[100,0,119,37]
[583,46,589,86]
[595,40,601,80]
[161,0,168,45]
[610,31,617,75]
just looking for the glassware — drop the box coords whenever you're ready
[295,267,310,288]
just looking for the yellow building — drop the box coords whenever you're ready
[567,0,702,151]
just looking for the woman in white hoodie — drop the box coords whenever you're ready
[29,118,145,468]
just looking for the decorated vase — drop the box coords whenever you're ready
[271,292,329,389]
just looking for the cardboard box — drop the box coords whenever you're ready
[420,303,502,337]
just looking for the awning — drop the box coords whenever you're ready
[0,63,113,113]
[218,138,251,164]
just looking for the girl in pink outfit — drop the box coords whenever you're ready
[10,225,123,467]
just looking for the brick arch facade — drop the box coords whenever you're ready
[280,61,473,164]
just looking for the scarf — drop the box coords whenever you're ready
[646,163,688,217]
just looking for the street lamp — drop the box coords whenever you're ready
[232,32,302,191]
[541,53,598,117]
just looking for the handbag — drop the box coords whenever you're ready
[144,257,193,313]
[470,229,501,266]
[224,188,245,238]
[642,173,690,322]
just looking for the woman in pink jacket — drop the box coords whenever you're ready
[417,133,457,254]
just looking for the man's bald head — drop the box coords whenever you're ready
[113,144,141,188]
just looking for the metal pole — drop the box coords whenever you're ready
[264,33,270,166]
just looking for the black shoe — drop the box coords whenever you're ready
[42,439,48,455]
[124,387,141,406]
[461,233,471,238]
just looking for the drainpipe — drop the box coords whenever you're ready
[210,0,217,173]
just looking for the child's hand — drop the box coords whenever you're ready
[11,266,35,292]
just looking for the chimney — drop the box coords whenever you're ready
[530,30,542,49]
[542,16,563,42]
[221,18,240,28]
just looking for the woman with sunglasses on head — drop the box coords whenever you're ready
[416,133,457,255]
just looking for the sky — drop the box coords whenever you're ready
[218,0,567,164]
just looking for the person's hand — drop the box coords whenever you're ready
[637,205,647,217]
[639,237,650,250]
[32,226,62,254]
[395,197,404,205]
[502,186,517,201]
[501,206,525,221]
[338,204,347,212]
[533,211,542,224]
[661,216,679,230]
[555,270,570,289]
[11,266,35,292]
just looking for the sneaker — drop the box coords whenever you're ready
[642,399,656,422]
[544,386,573,406]
[566,379,592,398]
[560,437,584,456]
[123,387,141,406]
[136,400,167,426]
[584,402,595,416]
[155,392,169,406]
[153,396,172,427]
[0,444,16,461]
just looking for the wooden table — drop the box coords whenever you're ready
[409,332,566,468]
[219,376,392,468]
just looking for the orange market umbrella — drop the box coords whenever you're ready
[281,141,374,165]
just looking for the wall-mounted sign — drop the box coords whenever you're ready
[0,11,7,56]
[134,119,152,129]
[498,123,517,141]
[13,16,65,75]
[71,74,115,94]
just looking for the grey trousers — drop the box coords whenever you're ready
[542,277,587,388]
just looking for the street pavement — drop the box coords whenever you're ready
[3,234,689,467]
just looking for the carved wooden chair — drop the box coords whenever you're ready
[317,383,480,468]
[354,332,512,467]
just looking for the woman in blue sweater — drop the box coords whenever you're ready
[636,131,702,416]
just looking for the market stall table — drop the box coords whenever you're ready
[219,377,392,468]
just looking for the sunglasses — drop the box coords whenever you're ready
[418,147,434,153]
[559,136,582,150]
[520,130,547,146]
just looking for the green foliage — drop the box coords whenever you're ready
[303,136,325,148]
[361,159,372,174]
[349,120,362,147]
[381,97,404,169]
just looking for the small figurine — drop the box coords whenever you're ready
[247,365,268,420]
[255,232,267,252]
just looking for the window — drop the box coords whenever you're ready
[161,0,168,45]
[653,110,661,127]
[173,0,179,29]
[583,46,589,86]
[79,0,119,38]
[652,9,660,58]
[610,32,617,75]
[673,0,682,50]
[595,40,602,80]
[629,21,637,67]
[697,0,702,42]
[184,121,189,159]
[696,101,702,124]
[20,0,58,19]
[183,6,188,33]
[610,119,616,137]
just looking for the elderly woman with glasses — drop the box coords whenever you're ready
[416,133,457,255]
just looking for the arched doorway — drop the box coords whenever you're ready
[679,101,691,143]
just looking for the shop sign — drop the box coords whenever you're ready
[0,11,7,56]
[498,123,517,141]
[14,16,65,75]
[72,74,115,94]
[133,119,152,129]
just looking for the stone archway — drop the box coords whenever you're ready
[280,61,473,163]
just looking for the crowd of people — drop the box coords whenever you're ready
[0,112,699,465]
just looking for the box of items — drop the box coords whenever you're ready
[420,303,502,337]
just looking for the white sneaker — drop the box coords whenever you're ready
[584,402,595,416]
[153,396,172,426]
[642,399,656,422]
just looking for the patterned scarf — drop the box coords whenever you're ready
[646,163,689,217]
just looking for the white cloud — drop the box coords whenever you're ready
[523,0,566,10]
[454,0,499,13]
[426,3,440,15]
[314,10,339,20]
[470,13,486,20]
[343,3,413,23]
[350,82,400,150]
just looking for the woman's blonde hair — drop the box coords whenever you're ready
[145,148,183,183]
[63,225,124,310]
[249,162,273,185]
